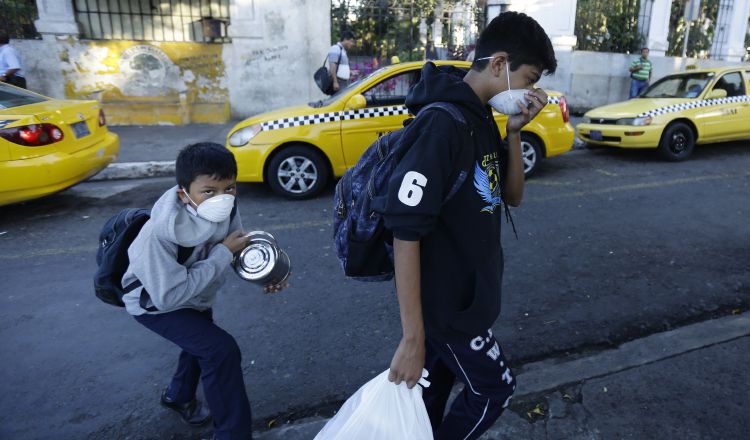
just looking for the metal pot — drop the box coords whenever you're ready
[232,231,291,286]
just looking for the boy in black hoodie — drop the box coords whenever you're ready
[383,12,556,439]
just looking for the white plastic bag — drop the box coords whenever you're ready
[314,369,433,440]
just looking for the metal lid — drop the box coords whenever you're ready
[236,240,278,281]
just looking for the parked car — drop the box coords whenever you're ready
[0,83,119,206]
[226,60,574,198]
[577,67,750,160]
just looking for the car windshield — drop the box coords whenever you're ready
[0,84,47,109]
[308,67,389,108]
[640,72,715,99]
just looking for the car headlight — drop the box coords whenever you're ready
[228,124,262,147]
[616,116,652,126]
[581,116,591,124]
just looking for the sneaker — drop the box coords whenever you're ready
[160,388,212,427]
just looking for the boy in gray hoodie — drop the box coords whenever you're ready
[123,142,281,440]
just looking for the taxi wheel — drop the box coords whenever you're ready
[521,133,543,178]
[267,145,329,199]
[658,122,695,161]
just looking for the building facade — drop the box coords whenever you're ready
[5,0,749,123]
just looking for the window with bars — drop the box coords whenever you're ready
[73,0,231,43]
[0,0,41,39]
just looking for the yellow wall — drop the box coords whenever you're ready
[60,40,229,125]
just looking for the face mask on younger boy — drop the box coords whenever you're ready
[182,191,235,223]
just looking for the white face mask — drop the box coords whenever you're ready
[480,58,529,115]
[183,191,235,223]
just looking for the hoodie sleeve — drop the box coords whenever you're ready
[382,110,462,241]
[130,232,233,311]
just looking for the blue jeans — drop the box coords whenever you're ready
[422,329,516,440]
[135,308,253,440]
[630,79,648,98]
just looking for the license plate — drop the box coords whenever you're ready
[590,130,603,141]
[71,121,90,138]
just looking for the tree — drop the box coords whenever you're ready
[666,0,720,57]
[574,0,643,53]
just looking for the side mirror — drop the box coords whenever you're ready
[706,88,727,99]
[345,94,367,110]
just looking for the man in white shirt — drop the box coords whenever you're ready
[328,30,356,93]
[0,31,26,89]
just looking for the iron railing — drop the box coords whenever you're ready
[73,0,231,43]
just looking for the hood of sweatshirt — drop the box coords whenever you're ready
[406,62,488,120]
[149,185,230,248]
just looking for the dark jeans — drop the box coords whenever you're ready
[423,329,516,440]
[630,78,648,98]
[135,308,253,440]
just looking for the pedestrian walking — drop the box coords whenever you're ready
[382,11,556,440]
[629,47,652,98]
[328,30,356,93]
[0,30,27,89]
[122,143,285,440]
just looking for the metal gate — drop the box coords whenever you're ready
[331,0,485,79]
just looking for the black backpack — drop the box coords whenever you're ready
[333,103,473,281]
[314,46,343,95]
[93,208,194,309]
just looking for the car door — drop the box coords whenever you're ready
[698,71,748,142]
[339,68,420,167]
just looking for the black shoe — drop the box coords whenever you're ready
[160,389,212,427]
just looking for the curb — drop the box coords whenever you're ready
[88,161,175,181]
[253,312,750,439]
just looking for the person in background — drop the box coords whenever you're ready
[628,47,652,98]
[0,30,27,89]
[328,30,356,93]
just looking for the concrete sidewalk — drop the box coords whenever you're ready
[253,312,750,440]
[93,118,585,181]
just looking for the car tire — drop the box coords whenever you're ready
[521,133,543,178]
[657,122,695,162]
[266,145,330,199]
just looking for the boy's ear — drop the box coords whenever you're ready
[176,187,190,204]
[489,52,508,77]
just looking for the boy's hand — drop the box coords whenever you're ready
[222,230,248,254]
[506,88,548,134]
[388,336,425,389]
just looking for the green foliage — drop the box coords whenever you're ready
[331,0,467,62]
[574,0,643,53]
[666,0,720,57]
[0,0,39,39]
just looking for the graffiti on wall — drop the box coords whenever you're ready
[60,40,229,125]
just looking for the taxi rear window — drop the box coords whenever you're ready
[0,84,47,109]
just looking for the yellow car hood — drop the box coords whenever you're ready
[586,98,688,118]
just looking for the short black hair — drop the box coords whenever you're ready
[472,12,556,75]
[0,30,9,45]
[340,30,356,41]
[176,142,237,191]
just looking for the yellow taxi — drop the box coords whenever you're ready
[226,60,574,198]
[0,83,119,206]
[577,67,750,160]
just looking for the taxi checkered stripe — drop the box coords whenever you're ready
[260,106,409,131]
[638,95,750,118]
[259,97,562,132]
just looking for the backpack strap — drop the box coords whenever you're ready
[415,102,474,203]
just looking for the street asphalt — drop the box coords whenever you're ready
[102,121,750,439]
